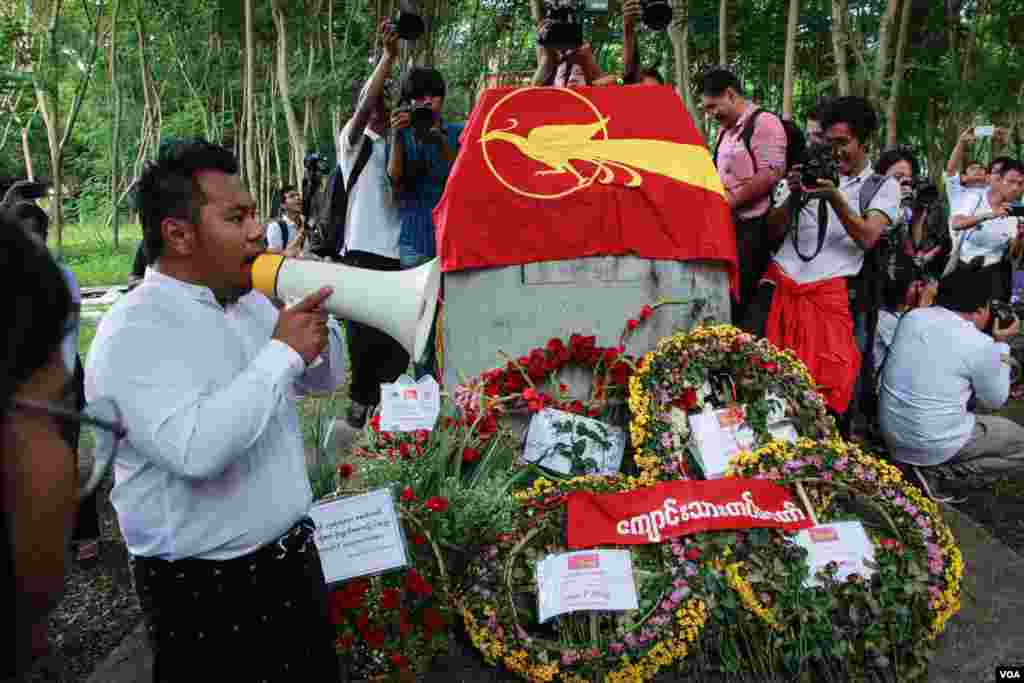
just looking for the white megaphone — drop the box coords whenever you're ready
[251,254,441,361]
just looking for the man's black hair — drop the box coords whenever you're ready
[819,96,879,144]
[875,147,919,177]
[701,67,743,97]
[9,202,49,242]
[936,265,996,313]
[882,253,920,310]
[990,155,1014,175]
[806,100,829,123]
[639,67,664,85]
[995,158,1024,176]
[135,138,239,263]
[399,67,446,103]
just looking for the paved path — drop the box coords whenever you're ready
[86,502,1024,683]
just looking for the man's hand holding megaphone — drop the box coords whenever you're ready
[272,286,334,365]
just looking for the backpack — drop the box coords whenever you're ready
[713,109,806,179]
[269,219,291,249]
[306,135,373,260]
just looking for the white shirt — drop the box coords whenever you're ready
[59,265,81,374]
[84,268,344,561]
[879,306,1010,466]
[774,165,901,284]
[339,120,401,259]
[944,173,983,210]
[953,189,1020,267]
[266,215,298,250]
[872,309,900,388]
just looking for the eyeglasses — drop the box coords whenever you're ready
[11,397,127,499]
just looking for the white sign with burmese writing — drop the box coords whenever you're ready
[794,521,877,587]
[535,550,639,624]
[379,375,441,432]
[310,488,409,586]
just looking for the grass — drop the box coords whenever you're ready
[51,220,142,288]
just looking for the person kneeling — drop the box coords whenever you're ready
[879,266,1022,500]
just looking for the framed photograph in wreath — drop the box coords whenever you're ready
[521,408,626,476]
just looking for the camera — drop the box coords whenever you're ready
[1008,202,1024,218]
[991,300,1021,328]
[800,142,840,191]
[303,152,329,175]
[902,177,941,211]
[1,180,49,207]
[538,0,583,50]
[387,0,425,41]
[640,0,672,30]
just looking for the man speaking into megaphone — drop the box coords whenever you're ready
[85,138,344,680]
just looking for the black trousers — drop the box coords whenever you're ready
[732,214,775,330]
[131,518,339,683]
[340,250,411,406]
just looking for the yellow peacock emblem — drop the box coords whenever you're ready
[479,87,725,201]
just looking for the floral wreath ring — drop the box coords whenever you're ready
[728,438,963,644]
[458,476,708,683]
[627,324,834,482]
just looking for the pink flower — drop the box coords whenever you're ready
[609,642,625,654]
[624,633,639,648]
[670,588,688,603]
[561,650,579,666]
[672,579,688,589]
[661,599,674,611]
[515,624,529,640]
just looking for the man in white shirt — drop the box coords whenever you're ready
[757,96,901,422]
[948,158,1024,299]
[337,23,410,428]
[85,139,344,681]
[880,267,1023,489]
[265,184,304,253]
[943,126,1000,209]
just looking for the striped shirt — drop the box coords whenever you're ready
[397,121,464,258]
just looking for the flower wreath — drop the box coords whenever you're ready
[627,324,833,482]
[708,438,963,677]
[327,496,453,679]
[459,476,708,683]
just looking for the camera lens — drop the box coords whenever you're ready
[641,0,672,30]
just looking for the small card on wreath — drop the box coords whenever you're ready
[379,375,440,432]
[521,408,626,476]
[794,520,877,587]
[310,487,409,586]
[535,549,639,623]
[688,404,798,479]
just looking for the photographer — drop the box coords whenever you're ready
[702,67,788,325]
[948,157,1024,300]
[388,66,463,379]
[876,147,946,275]
[337,22,409,428]
[266,184,306,257]
[879,266,1024,497]
[873,258,937,383]
[755,96,901,422]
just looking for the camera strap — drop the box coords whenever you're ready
[791,197,830,262]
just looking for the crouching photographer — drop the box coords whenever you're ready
[879,266,1024,501]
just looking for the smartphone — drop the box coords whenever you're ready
[975,125,995,137]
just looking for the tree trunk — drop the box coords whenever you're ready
[869,0,899,104]
[271,0,307,188]
[718,0,728,65]
[110,0,123,248]
[669,0,702,138]
[243,0,255,190]
[830,0,851,96]
[884,0,910,148]
[21,123,35,181]
[782,0,799,118]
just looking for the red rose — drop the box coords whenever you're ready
[400,486,417,502]
[425,496,449,513]
[587,408,601,418]
[484,381,501,397]
[681,388,698,410]
[405,569,434,596]
[462,447,481,463]
[505,373,525,392]
[337,633,355,651]
[880,538,901,550]
[546,338,566,355]
[684,546,702,562]
[399,617,413,636]
[332,580,370,612]
[523,387,539,401]
[398,442,411,458]
[364,627,386,650]
[640,304,654,320]
[422,607,446,632]
[411,533,427,545]
[381,587,401,610]
[569,400,585,414]
[478,413,498,439]
[369,415,381,432]
[603,348,620,364]
[355,610,371,633]
[390,653,408,668]
[414,429,429,444]
[337,462,355,479]
[610,361,631,387]
[626,318,640,331]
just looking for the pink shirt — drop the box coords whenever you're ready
[715,105,787,220]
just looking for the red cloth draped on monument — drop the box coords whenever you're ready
[433,86,738,296]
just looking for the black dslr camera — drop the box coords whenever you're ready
[903,177,941,211]
[800,142,840,191]
[991,300,1023,327]
[1008,202,1024,218]
[303,152,329,176]
[386,0,425,40]
[538,0,583,50]
[640,0,672,30]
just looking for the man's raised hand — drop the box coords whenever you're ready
[381,21,400,59]
[273,286,334,365]
[623,0,643,24]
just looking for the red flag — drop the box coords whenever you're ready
[566,479,812,548]
[434,86,738,295]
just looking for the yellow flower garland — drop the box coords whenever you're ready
[724,562,780,630]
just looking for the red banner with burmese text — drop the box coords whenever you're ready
[434,86,738,295]
[567,479,812,548]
